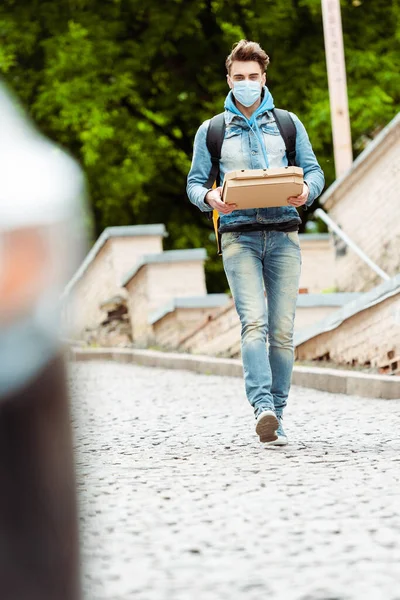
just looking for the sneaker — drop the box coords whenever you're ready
[255,409,279,443]
[264,416,288,447]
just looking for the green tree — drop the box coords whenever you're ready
[1,0,399,291]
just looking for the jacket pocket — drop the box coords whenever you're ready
[260,123,280,136]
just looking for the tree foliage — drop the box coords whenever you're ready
[1,0,399,291]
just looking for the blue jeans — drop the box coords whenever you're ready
[222,230,301,419]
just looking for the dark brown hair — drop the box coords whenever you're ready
[226,39,270,74]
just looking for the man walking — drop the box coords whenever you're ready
[187,40,324,446]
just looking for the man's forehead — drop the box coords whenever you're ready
[230,60,263,76]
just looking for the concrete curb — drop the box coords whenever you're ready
[69,347,400,400]
[69,347,243,378]
[291,365,400,400]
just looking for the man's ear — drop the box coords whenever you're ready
[227,74,233,89]
[262,72,266,86]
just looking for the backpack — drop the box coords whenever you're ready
[204,108,297,255]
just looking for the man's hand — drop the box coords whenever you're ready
[205,187,237,214]
[287,183,309,207]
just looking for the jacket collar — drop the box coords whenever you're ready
[224,108,274,127]
[223,86,275,127]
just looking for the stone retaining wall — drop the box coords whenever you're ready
[296,292,400,373]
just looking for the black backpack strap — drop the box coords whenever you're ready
[205,112,226,188]
[272,108,297,166]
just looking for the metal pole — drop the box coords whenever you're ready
[314,208,390,281]
[321,0,353,178]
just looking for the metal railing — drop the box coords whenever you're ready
[314,208,390,282]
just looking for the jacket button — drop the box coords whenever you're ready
[251,150,256,155]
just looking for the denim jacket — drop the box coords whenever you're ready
[186,105,325,232]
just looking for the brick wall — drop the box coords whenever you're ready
[295,305,339,331]
[299,235,336,293]
[153,306,223,349]
[178,299,341,358]
[179,301,241,357]
[65,242,115,336]
[63,233,164,339]
[111,235,163,284]
[125,260,208,346]
[175,236,337,357]
[296,293,400,370]
[323,116,400,292]
[146,262,207,311]
[125,268,149,345]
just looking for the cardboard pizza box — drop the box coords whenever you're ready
[221,166,304,209]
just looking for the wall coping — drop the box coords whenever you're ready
[295,273,400,347]
[320,112,400,211]
[63,224,167,297]
[176,293,359,350]
[298,233,331,242]
[296,293,362,308]
[150,292,359,325]
[149,294,230,325]
[122,248,207,287]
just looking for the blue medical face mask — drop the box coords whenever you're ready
[232,80,262,107]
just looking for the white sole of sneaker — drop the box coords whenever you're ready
[255,410,279,443]
[264,436,288,448]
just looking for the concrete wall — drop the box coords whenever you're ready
[296,293,400,371]
[295,305,340,331]
[125,260,207,346]
[299,235,336,293]
[179,300,342,359]
[63,232,164,338]
[146,262,207,312]
[64,242,115,336]
[179,301,241,357]
[125,267,149,345]
[153,306,222,349]
[111,236,163,284]
[322,115,400,292]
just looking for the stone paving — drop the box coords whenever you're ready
[69,361,400,600]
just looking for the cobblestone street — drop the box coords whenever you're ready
[69,361,400,600]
